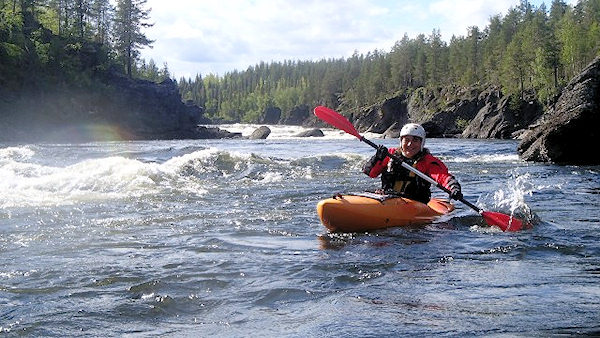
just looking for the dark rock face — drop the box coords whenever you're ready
[518,57,600,164]
[282,104,310,125]
[431,92,481,136]
[354,96,408,133]
[409,86,500,138]
[261,107,281,124]
[462,89,542,139]
[346,85,544,141]
[295,129,324,137]
[101,75,213,140]
[404,86,481,137]
[248,126,271,139]
[0,73,226,142]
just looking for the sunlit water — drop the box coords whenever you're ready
[1,125,599,336]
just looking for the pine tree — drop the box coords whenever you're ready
[113,0,153,78]
[90,0,112,44]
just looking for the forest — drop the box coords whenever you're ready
[177,0,600,123]
[1,0,599,125]
[0,0,156,91]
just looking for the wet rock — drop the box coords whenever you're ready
[195,126,242,139]
[382,122,401,139]
[295,129,324,137]
[249,126,271,139]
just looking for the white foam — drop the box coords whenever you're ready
[259,172,284,183]
[0,151,215,208]
[0,146,35,161]
[216,124,382,140]
[477,171,535,224]
[453,154,520,163]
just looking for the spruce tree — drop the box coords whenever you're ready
[113,0,153,78]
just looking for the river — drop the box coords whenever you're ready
[1,124,599,336]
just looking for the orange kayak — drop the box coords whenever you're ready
[317,192,454,232]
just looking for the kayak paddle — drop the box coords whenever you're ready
[314,105,525,232]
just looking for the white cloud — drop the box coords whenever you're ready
[138,0,553,78]
[428,0,526,39]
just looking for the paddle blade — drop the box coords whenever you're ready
[482,211,524,232]
[314,106,361,139]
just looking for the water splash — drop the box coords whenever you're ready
[478,171,538,229]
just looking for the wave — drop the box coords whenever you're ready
[0,146,362,208]
[0,146,35,161]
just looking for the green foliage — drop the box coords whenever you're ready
[113,0,153,78]
[0,0,155,90]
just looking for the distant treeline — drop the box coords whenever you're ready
[178,0,600,122]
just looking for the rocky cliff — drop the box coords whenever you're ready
[517,57,600,164]
[336,85,543,141]
[0,73,237,142]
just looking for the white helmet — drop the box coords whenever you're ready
[400,123,426,150]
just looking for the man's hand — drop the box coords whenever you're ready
[375,145,388,161]
[447,177,463,200]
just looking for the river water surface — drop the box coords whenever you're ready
[1,125,599,336]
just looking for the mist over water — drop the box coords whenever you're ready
[1,126,599,336]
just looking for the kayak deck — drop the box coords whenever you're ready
[317,193,454,232]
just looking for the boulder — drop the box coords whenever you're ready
[295,129,324,137]
[248,126,271,139]
[195,126,242,139]
[518,57,600,164]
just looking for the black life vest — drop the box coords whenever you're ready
[380,150,431,203]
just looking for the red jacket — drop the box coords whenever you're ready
[365,147,456,190]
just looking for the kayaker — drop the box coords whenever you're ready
[362,123,462,203]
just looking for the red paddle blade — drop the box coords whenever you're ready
[482,211,524,232]
[314,106,361,139]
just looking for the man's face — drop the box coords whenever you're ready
[400,135,422,159]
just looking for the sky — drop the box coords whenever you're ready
[138,0,574,79]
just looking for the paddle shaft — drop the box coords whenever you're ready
[360,136,484,214]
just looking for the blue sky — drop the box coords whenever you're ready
[139,0,575,79]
